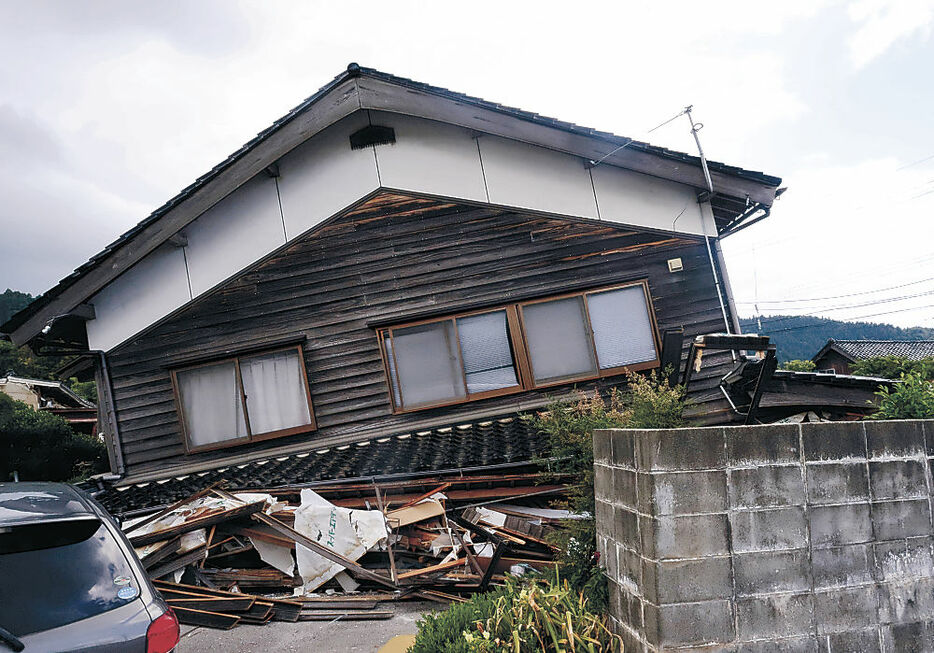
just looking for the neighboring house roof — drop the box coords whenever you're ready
[1,63,782,347]
[812,339,934,364]
[90,414,544,514]
[0,375,96,408]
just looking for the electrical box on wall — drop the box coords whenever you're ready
[667,257,684,273]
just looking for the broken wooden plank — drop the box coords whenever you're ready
[395,483,451,510]
[297,610,393,621]
[166,596,255,612]
[122,483,222,535]
[129,500,266,546]
[397,557,466,580]
[172,606,240,630]
[139,535,182,569]
[386,499,446,528]
[147,545,208,580]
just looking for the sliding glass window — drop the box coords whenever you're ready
[379,281,659,413]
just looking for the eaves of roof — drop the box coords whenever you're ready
[2,63,782,344]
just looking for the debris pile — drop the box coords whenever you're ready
[120,474,571,629]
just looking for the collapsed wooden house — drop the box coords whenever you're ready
[1,64,785,494]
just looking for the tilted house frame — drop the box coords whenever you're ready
[2,65,782,489]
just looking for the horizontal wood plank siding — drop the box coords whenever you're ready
[106,192,735,477]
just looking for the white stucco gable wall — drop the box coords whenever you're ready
[84,111,713,352]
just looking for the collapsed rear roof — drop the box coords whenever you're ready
[2,63,782,346]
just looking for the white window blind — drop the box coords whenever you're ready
[457,310,519,393]
[587,285,658,369]
[176,361,247,448]
[239,349,312,434]
[523,296,597,383]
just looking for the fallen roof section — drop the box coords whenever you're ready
[89,414,545,515]
[2,63,782,347]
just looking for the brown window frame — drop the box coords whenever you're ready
[170,344,317,454]
[377,280,660,414]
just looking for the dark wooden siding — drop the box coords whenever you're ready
[106,192,735,478]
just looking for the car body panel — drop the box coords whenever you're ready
[0,483,173,653]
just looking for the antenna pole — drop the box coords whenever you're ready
[685,105,714,197]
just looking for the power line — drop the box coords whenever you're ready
[757,303,934,335]
[735,276,934,305]
[757,289,934,316]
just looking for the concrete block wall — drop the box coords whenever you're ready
[593,420,934,652]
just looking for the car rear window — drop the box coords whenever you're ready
[0,518,140,636]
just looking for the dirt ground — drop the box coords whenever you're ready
[175,601,432,653]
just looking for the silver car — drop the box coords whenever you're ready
[0,482,179,653]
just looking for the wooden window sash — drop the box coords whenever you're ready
[379,279,661,415]
[172,344,317,454]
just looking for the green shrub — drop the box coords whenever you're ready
[870,371,934,420]
[0,393,107,482]
[851,356,934,381]
[524,370,687,611]
[463,575,622,652]
[410,584,515,653]
[411,576,621,653]
[781,359,816,372]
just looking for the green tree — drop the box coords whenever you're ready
[781,359,816,372]
[870,372,934,420]
[0,393,107,482]
[523,370,687,610]
[0,288,33,325]
[851,356,934,381]
[67,377,98,404]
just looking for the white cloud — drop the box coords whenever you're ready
[722,156,934,328]
[848,0,934,68]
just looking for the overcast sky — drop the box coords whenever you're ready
[1,0,932,329]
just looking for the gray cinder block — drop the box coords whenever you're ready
[877,578,934,625]
[731,507,808,553]
[734,549,811,596]
[810,504,873,548]
[825,628,883,653]
[727,423,800,467]
[736,592,814,640]
[650,599,735,647]
[802,422,866,462]
[593,430,612,464]
[865,420,925,459]
[651,513,730,560]
[648,470,728,516]
[871,499,933,541]
[873,538,934,582]
[806,463,870,505]
[644,556,733,604]
[811,543,873,589]
[635,426,726,471]
[881,620,934,652]
[814,586,880,635]
[729,465,806,509]
[869,460,928,501]
[611,429,635,468]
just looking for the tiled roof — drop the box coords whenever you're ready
[91,415,545,515]
[824,340,934,362]
[2,63,781,337]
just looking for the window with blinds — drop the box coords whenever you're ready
[378,281,659,413]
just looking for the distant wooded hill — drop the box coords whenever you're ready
[0,289,33,325]
[740,315,934,363]
[2,288,931,368]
